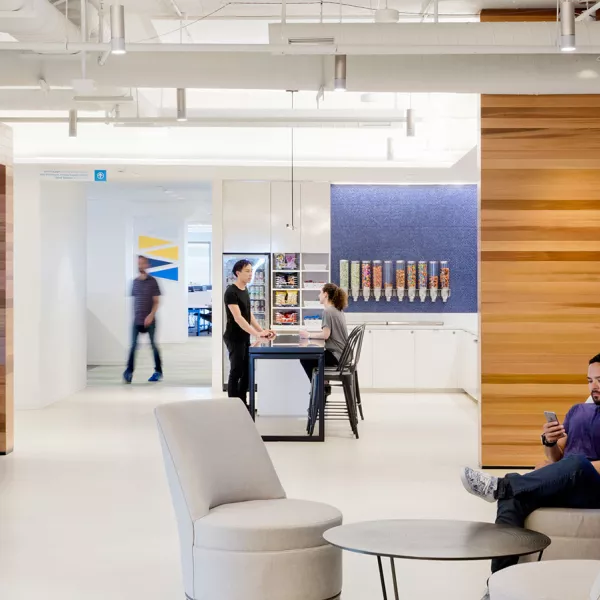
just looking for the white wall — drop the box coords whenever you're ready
[14,169,87,408]
[87,186,212,365]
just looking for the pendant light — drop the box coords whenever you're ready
[334,55,347,92]
[560,0,576,52]
[110,4,126,55]
[176,88,187,122]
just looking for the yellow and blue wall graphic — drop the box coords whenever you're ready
[138,235,179,282]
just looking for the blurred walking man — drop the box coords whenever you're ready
[123,255,163,383]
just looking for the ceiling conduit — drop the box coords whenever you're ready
[0,0,79,43]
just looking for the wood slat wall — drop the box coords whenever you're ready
[481,95,600,467]
[0,123,13,456]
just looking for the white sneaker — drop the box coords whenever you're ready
[460,467,498,503]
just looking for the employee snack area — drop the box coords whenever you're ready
[217,180,478,400]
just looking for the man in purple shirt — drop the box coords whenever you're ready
[461,353,600,576]
[123,256,163,384]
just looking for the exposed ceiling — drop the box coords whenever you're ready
[0,0,594,165]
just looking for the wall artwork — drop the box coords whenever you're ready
[331,184,477,313]
[138,235,180,282]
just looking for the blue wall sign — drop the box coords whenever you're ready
[94,169,107,182]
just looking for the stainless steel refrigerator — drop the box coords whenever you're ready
[222,253,270,390]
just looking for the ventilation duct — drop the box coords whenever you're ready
[0,0,79,43]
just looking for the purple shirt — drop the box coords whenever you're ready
[132,276,161,326]
[563,403,600,461]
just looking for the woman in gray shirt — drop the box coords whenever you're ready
[299,283,348,390]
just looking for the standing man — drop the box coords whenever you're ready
[224,259,274,404]
[123,255,163,384]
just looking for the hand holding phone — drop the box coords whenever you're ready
[543,411,565,443]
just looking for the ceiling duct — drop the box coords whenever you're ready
[0,0,79,42]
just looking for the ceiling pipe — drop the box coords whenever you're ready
[576,1,600,20]
[0,109,415,127]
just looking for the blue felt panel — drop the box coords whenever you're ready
[331,184,477,313]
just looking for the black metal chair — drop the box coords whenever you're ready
[307,325,365,438]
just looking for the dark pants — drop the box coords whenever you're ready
[126,322,162,375]
[226,338,250,403]
[300,350,339,382]
[492,454,600,573]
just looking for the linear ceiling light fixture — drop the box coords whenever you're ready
[334,55,347,92]
[560,0,576,52]
[110,4,126,55]
[68,109,77,137]
[176,88,187,122]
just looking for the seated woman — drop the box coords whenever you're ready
[299,283,348,393]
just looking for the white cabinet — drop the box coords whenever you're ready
[223,181,271,252]
[461,331,480,401]
[347,326,477,393]
[270,182,301,253]
[300,182,330,254]
[372,330,415,389]
[414,330,460,389]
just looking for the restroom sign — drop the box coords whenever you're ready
[94,169,107,182]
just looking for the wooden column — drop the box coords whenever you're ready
[480,10,600,468]
[0,123,13,456]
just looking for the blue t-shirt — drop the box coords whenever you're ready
[563,403,600,460]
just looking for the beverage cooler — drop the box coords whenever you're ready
[222,253,270,389]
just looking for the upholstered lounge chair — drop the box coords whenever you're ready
[155,399,343,600]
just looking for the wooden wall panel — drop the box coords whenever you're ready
[0,123,13,456]
[481,95,600,467]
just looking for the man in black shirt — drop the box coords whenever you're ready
[224,259,274,404]
[124,255,163,383]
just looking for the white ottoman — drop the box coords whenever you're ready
[522,508,600,561]
[489,559,600,600]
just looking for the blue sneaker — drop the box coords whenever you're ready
[148,372,163,383]
[123,370,132,384]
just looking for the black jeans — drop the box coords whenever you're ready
[225,338,250,403]
[300,350,339,382]
[492,454,600,573]
[126,322,162,375]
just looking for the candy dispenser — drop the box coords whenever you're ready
[440,260,450,303]
[373,260,383,302]
[418,260,428,303]
[351,261,361,301]
[361,261,372,302]
[428,261,439,303]
[396,260,405,302]
[406,261,417,303]
[340,259,349,296]
[383,260,394,302]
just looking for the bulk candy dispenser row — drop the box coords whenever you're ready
[339,259,450,303]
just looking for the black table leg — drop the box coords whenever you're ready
[390,558,399,600]
[537,550,544,561]
[377,556,388,600]
[248,355,256,421]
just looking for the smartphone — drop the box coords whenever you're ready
[544,411,559,424]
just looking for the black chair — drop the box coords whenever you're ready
[307,325,365,438]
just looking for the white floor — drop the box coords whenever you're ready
[0,387,497,600]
